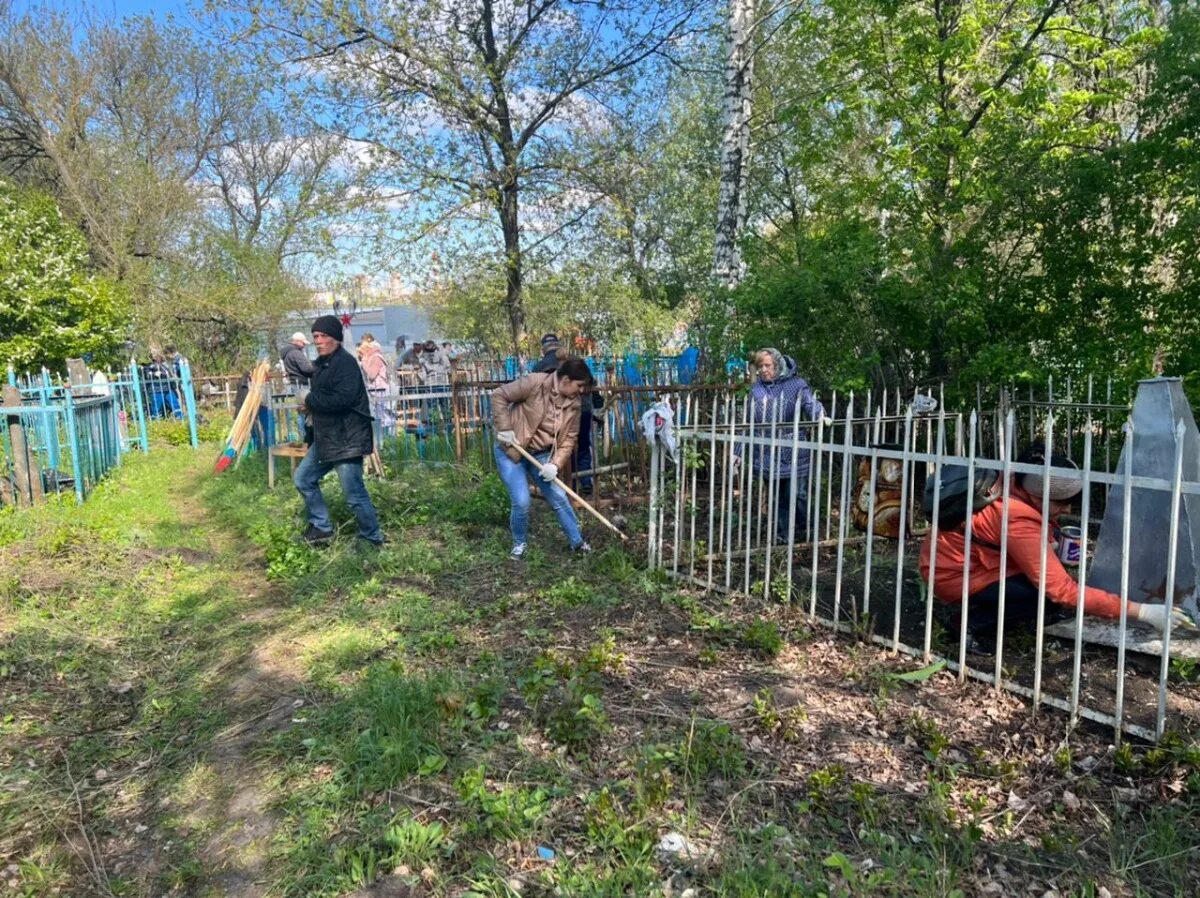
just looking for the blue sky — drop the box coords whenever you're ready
[14,0,195,21]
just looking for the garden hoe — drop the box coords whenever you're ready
[510,442,628,541]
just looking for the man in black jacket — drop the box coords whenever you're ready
[532,333,560,373]
[293,315,384,547]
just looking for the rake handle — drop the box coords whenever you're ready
[508,441,628,541]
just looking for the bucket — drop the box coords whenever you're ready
[1057,525,1083,566]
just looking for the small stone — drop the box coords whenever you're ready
[1062,790,1080,811]
[506,876,524,893]
[94,769,109,782]
[1097,888,1112,898]
[1006,790,1029,812]
[134,823,148,834]
[497,721,510,731]
[657,831,699,861]
[393,865,411,876]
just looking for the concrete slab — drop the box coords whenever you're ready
[1045,618,1200,658]
[1088,378,1200,619]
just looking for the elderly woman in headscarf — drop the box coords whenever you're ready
[359,340,395,436]
[734,348,826,544]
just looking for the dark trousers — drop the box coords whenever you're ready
[575,405,594,490]
[767,473,810,543]
[963,575,1071,639]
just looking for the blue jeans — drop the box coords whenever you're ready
[149,388,181,419]
[293,444,383,543]
[493,443,583,548]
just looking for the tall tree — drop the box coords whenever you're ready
[712,0,758,290]
[0,182,128,372]
[239,0,708,355]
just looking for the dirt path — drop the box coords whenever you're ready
[78,463,312,897]
[151,474,307,897]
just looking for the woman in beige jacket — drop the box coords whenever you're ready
[492,358,592,560]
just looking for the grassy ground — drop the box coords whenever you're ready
[1,444,1198,897]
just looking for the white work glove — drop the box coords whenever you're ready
[539,462,559,482]
[820,415,834,427]
[496,430,517,446]
[731,454,743,474]
[1134,603,1199,634]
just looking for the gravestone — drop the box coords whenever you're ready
[1087,377,1200,620]
[66,357,91,392]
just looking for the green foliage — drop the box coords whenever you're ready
[259,525,320,581]
[447,473,510,526]
[456,764,551,838]
[740,617,784,658]
[680,719,748,781]
[715,0,1200,404]
[383,818,449,869]
[0,183,130,373]
[304,667,460,795]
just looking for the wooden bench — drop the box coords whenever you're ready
[268,441,310,489]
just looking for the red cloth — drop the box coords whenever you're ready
[918,487,1123,619]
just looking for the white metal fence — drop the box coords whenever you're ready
[648,388,1200,743]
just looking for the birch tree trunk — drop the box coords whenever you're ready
[711,0,757,291]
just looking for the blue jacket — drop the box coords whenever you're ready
[740,356,824,478]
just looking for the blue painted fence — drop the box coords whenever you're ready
[1,358,201,505]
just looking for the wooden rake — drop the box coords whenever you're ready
[508,441,628,541]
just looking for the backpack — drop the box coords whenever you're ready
[923,464,998,530]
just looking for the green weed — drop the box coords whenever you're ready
[383,818,449,868]
[456,764,551,838]
[740,617,784,657]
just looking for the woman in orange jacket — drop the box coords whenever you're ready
[920,445,1191,649]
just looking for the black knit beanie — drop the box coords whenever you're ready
[311,314,344,342]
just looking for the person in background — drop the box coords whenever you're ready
[919,444,1195,651]
[359,339,395,437]
[164,344,189,377]
[530,341,604,495]
[533,333,560,373]
[419,339,452,387]
[492,358,593,560]
[164,344,190,415]
[733,348,826,543]
[294,315,383,549]
[399,340,421,367]
[281,332,315,387]
[143,351,181,419]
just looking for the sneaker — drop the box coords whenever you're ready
[302,525,334,547]
[571,541,593,555]
[509,542,527,561]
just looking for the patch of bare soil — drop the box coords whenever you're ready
[517,587,1196,896]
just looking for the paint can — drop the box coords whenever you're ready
[1057,525,1083,566]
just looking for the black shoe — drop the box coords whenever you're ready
[302,525,334,547]
[963,632,996,656]
[358,535,386,551]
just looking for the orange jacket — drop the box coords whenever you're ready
[918,488,1123,619]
